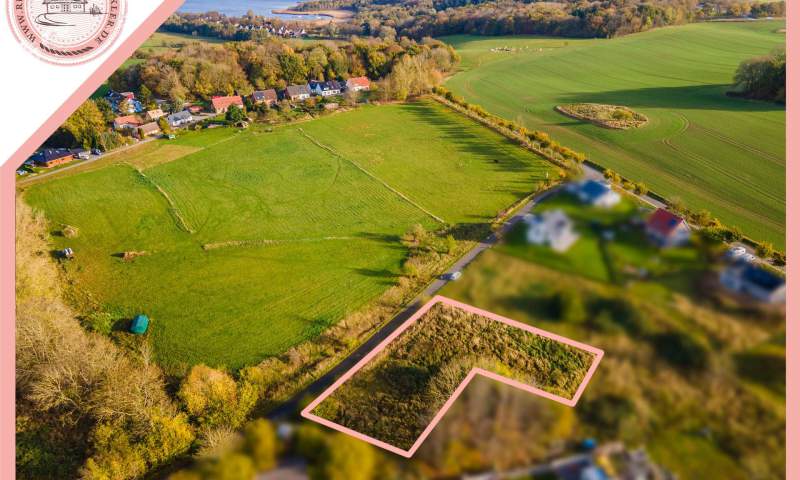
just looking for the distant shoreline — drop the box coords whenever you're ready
[271,8,353,22]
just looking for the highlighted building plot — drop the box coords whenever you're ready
[302,296,603,457]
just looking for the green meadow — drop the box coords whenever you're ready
[443,21,786,248]
[22,101,555,371]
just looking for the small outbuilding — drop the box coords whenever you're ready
[130,314,150,335]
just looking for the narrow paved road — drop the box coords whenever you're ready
[267,186,562,420]
[16,137,158,187]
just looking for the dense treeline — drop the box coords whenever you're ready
[733,48,785,103]
[109,36,458,105]
[164,0,785,43]
[698,0,785,18]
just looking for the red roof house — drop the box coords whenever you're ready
[113,114,143,130]
[211,95,244,114]
[645,208,690,247]
[346,76,371,92]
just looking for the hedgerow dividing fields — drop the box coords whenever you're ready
[443,21,786,248]
[22,100,556,371]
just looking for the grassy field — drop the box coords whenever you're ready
[21,100,556,371]
[443,21,786,248]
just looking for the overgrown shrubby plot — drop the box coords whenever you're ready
[311,302,596,450]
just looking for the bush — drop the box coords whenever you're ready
[557,289,586,324]
[755,241,775,258]
[243,420,277,471]
[650,330,710,371]
[612,109,633,120]
[178,365,246,429]
[308,433,376,480]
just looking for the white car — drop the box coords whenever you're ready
[445,271,462,281]
[742,253,757,263]
[726,246,746,258]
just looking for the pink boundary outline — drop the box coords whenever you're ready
[301,295,605,457]
[1,1,186,478]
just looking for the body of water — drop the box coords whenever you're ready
[179,0,320,19]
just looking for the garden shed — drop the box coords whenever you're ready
[130,314,150,335]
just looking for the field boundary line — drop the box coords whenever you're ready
[202,236,356,250]
[297,128,447,225]
[127,163,195,234]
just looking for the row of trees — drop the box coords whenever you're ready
[109,36,458,107]
[46,99,132,151]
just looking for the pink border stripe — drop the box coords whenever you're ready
[301,295,604,457]
[1,2,185,478]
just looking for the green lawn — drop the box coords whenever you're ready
[22,101,555,371]
[443,21,786,248]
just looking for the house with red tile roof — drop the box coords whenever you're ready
[211,95,244,114]
[113,115,143,131]
[346,76,371,92]
[645,208,690,247]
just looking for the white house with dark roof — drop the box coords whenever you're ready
[524,209,579,252]
[720,262,786,304]
[309,80,342,97]
[167,110,192,128]
[571,179,621,208]
[283,84,311,101]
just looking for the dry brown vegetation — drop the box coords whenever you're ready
[311,302,595,450]
[15,200,195,479]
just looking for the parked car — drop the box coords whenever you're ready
[445,271,462,281]
[74,151,90,160]
[91,149,102,156]
[726,246,747,259]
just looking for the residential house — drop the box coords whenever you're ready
[283,84,311,102]
[138,122,161,138]
[309,80,342,97]
[211,95,244,114]
[645,208,690,247]
[33,148,73,168]
[167,110,192,128]
[345,76,370,92]
[145,108,165,122]
[252,89,278,106]
[113,114,143,131]
[524,209,579,252]
[720,262,786,304]
[572,179,621,208]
